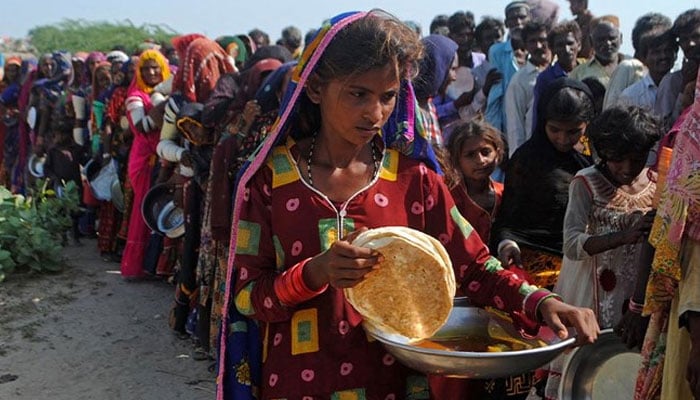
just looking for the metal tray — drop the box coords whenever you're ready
[559,329,641,399]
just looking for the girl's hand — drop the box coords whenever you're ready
[538,299,599,346]
[303,228,383,290]
[498,242,522,268]
[614,310,649,350]
[622,210,656,244]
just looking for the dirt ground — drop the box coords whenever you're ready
[0,240,215,399]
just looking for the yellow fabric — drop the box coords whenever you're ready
[660,239,700,400]
[134,49,171,94]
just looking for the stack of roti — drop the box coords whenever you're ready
[345,226,456,342]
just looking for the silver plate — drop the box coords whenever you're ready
[559,328,641,399]
[367,305,575,379]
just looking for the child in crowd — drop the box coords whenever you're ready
[44,126,90,245]
[493,78,595,289]
[216,11,598,400]
[446,119,504,244]
[545,105,662,398]
[439,119,540,400]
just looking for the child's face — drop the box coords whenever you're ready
[605,152,648,186]
[441,54,458,92]
[545,119,587,153]
[458,136,499,182]
[308,63,399,146]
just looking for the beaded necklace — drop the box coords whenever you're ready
[306,133,379,188]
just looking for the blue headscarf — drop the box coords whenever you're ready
[254,61,297,113]
[413,34,458,100]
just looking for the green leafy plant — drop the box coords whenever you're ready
[0,180,79,282]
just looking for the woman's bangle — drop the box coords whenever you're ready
[628,298,644,314]
[523,289,562,322]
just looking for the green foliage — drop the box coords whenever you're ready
[28,19,178,54]
[0,180,80,282]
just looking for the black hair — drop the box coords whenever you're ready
[304,28,317,48]
[249,28,271,47]
[631,13,672,54]
[298,11,423,137]
[430,14,450,35]
[542,82,596,125]
[638,28,678,60]
[672,9,700,38]
[521,20,549,43]
[448,11,476,33]
[447,119,505,169]
[581,77,606,115]
[281,26,302,49]
[587,106,662,161]
[547,20,582,48]
[312,12,423,84]
[475,17,505,43]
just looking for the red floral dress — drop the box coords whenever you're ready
[233,138,539,399]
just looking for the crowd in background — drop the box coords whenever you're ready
[0,1,699,399]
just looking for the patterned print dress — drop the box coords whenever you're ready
[232,138,541,399]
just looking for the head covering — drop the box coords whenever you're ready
[242,45,293,70]
[106,50,129,64]
[216,35,249,66]
[505,0,531,14]
[87,51,107,65]
[91,61,112,102]
[413,34,458,100]
[172,33,206,61]
[133,49,171,94]
[216,11,441,399]
[173,36,236,102]
[241,58,283,102]
[254,61,297,113]
[72,52,88,62]
[5,56,22,68]
[531,77,593,154]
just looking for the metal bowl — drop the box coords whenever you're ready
[366,304,575,379]
[559,329,641,399]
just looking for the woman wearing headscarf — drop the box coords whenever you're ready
[31,51,73,155]
[0,56,23,187]
[635,65,700,400]
[106,56,138,262]
[413,34,459,147]
[216,12,599,399]
[160,34,236,346]
[120,49,170,279]
[196,60,297,358]
[90,60,123,260]
[202,45,293,133]
[492,78,595,289]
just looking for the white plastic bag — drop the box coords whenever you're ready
[89,159,118,201]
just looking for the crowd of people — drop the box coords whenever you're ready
[0,1,698,399]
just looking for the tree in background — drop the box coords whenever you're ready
[28,19,178,54]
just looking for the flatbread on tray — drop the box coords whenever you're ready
[345,226,455,342]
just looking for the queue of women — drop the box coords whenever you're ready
[0,1,698,399]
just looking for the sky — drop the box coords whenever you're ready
[1,0,698,56]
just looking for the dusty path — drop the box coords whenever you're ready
[0,240,215,399]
